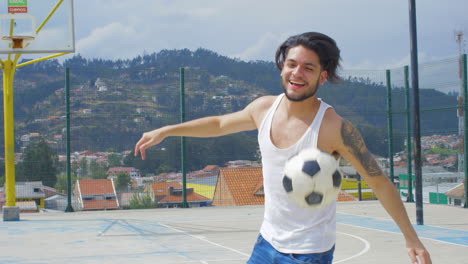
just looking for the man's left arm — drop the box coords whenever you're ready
[336,119,431,264]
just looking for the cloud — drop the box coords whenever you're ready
[69,0,468,71]
[76,22,143,60]
[231,32,293,62]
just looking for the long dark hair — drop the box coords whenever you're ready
[275,32,342,83]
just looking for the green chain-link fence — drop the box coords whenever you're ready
[2,54,466,211]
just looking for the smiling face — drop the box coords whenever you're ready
[281,45,328,102]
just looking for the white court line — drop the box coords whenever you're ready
[333,231,371,263]
[158,222,250,258]
[338,222,468,248]
[160,222,371,263]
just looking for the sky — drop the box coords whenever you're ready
[69,0,468,72]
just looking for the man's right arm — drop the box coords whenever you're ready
[134,96,271,160]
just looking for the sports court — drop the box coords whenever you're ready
[0,1,467,264]
[1,201,467,264]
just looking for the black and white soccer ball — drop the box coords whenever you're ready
[282,148,342,209]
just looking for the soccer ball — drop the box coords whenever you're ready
[282,148,342,209]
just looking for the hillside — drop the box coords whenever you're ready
[0,49,458,166]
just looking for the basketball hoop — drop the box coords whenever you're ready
[1,36,35,49]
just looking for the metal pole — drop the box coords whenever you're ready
[404,65,414,202]
[2,58,20,221]
[65,68,74,212]
[386,70,394,183]
[408,0,424,224]
[357,174,362,201]
[3,60,15,207]
[180,67,188,208]
[462,54,468,209]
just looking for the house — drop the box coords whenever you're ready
[132,176,156,187]
[445,183,466,207]
[15,181,47,209]
[145,182,211,208]
[212,167,264,206]
[106,167,141,179]
[74,179,119,211]
[211,167,359,206]
[0,181,52,212]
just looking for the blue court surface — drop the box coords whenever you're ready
[1,201,467,264]
[337,212,468,246]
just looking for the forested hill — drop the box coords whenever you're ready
[1,48,458,159]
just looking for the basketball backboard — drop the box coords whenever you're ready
[0,0,74,54]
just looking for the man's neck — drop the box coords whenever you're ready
[282,95,321,119]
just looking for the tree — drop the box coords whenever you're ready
[78,157,88,178]
[115,172,131,192]
[107,153,122,168]
[128,191,154,209]
[55,172,77,194]
[16,138,58,187]
[89,160,107,179]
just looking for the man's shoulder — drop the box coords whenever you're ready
[323,106,343,126]
[249,95,277,111]
[247,95,278,128]
[319,108,344,148]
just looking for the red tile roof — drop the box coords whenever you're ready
[337,190,358,202]
[76,179,119,210]
[82,200,119,210]
[78,179,116,195]
[213,167,264,206]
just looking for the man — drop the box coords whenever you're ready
[134,32,432,264]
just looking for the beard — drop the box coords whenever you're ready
[282,75,321,102]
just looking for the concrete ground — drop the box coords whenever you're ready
[1,201,467,264]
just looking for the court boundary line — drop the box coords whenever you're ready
[158,222,250,258]
[160,222,372,264]
[338,222,468,248]
[333,232,371,263]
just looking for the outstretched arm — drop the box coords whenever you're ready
[134,98,265,160]
[336,119,431,264]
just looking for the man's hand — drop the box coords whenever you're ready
[407,240,431,264]
[134,129,166,160]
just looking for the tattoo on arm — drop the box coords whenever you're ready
[341,120,383,177]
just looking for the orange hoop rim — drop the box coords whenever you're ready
[2,35,35,41]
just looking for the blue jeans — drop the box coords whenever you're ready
[247,234,335,264]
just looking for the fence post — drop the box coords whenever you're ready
[65,67,74,212]
[404,66,414,202]
[408,0,424,224]
[180,67,188,208]
[386,69,394,183]
[462,54,468,209]
[357,174,362,201]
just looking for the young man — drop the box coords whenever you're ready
[134,32,432,264]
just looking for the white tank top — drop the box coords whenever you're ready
[258,93,336,254]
